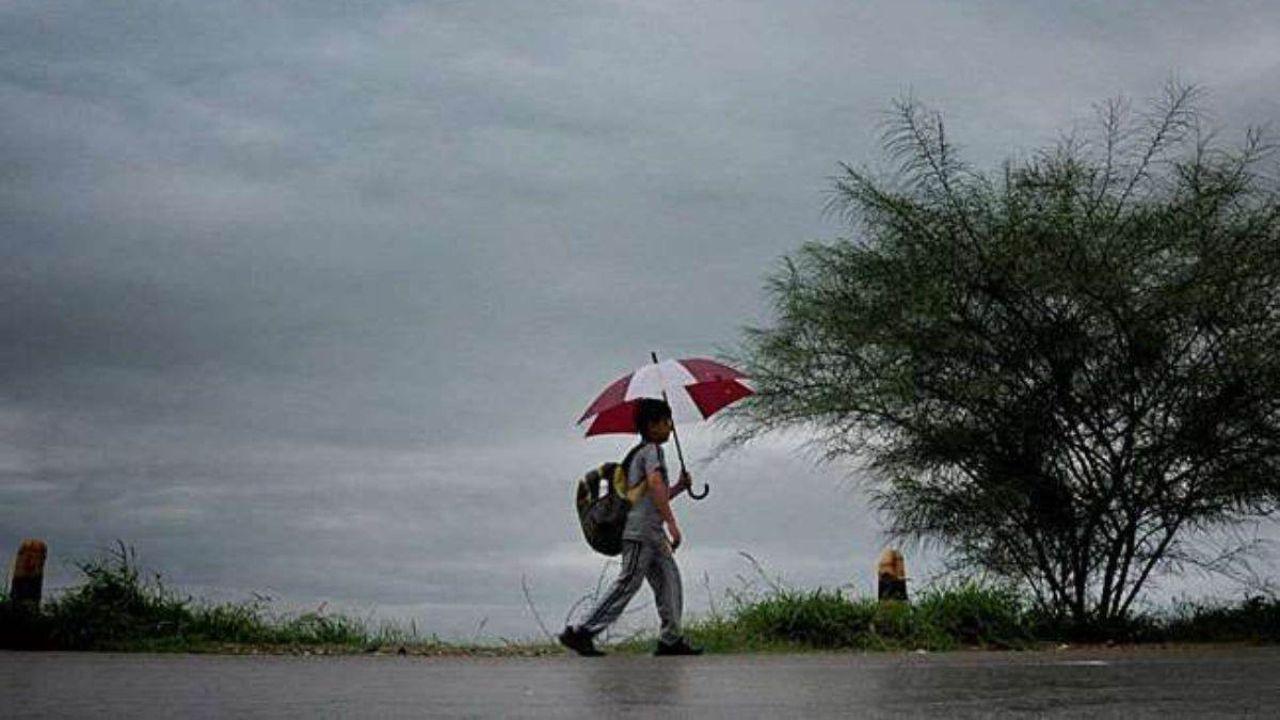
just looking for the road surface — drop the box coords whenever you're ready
[3,645,1278,718]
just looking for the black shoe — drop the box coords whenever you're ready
[558,626,605,657]
[654,637,703,656]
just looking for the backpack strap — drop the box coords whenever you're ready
[614,442,649,503]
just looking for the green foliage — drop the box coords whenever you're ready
[185,601,277,645]
[727,83,1280,626]
[673,570,1035,652]
[734,588,878,648]
[679,578,1275,652]
[682,614,782,653]
[43,542,194,649]
[5,542,386,651]
[914,581,1032,648]
[274,609,369,645]
[1161,595,1280,642]
[6,543,1274,653]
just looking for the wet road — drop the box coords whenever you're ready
[4,646,1278,718]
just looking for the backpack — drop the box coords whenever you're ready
[575,443,647,556]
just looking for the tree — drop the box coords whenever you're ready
[726,84,1280,628]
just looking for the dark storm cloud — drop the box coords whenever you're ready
[4,1,1279,637]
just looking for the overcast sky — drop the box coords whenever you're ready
[4,1,1280,641]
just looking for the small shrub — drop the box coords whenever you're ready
[187,601,276,644]
[915,580,1033,648]
[43,542,195,649]
[869,600,927,649]
[735,589,877,648]
[276,609,369,645]
[25,542,382,651]
[1163,595,1280,643]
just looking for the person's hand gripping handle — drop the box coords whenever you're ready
[650,350,710,501]
[674,467,708,501]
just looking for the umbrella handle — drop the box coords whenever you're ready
[652,350,709,501]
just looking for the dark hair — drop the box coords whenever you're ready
[634,398,672,438]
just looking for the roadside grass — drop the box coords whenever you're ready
[0,542,550,655]
[609,580,1034,654]
[1158,596,1280,643]
[598,555,1279,654]
[3,543,1277,653]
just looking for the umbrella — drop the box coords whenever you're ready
[577,353,754,499]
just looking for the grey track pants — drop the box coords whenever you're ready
[580,539,683,643]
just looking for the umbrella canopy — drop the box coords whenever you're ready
[577,357,753,437]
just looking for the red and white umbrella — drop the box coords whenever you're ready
[577,355,753,500]
[576,356,753,437]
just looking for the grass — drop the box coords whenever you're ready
[2,543,1277,654]
[599,559,1035,654]
[0,542,556,655]
[667,580,1035,653]
[1158,595,1280,643]
[603,561,1278,654]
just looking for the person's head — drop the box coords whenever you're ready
[634,398,674,443]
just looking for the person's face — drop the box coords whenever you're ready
[646,416,673,443]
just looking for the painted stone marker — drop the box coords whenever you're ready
[877,548,907,602]
[11,539,48,607]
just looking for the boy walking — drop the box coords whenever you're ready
[559,398,703,656]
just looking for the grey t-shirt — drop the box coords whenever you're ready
[622,442,667,543]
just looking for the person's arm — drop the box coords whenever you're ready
[647,470,682,549]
